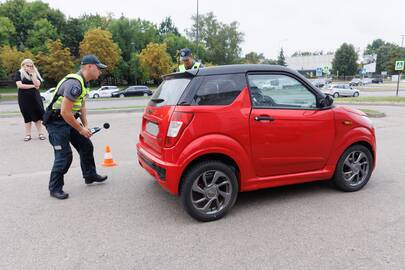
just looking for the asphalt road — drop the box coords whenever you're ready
[1,105,405,269]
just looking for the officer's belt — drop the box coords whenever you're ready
[49,110,81,121]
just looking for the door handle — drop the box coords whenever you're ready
[254,115,274,121]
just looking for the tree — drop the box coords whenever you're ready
[109,17,159,61]
[159,17,179,36]
[384,47,405,74]
[364,39,385,55]
[139,43,173,83]
[61,18,84,57]
[186,12,244,64]
[332,43,358,76]
[0,0,66,48]
[35,40,74,84]
[243,52,265,64]
[78,14,112,32]
[26,18,58,53]
[79,28,121,74]
[262,59,278,65]
[0,16,16,46]
[0,45,33,76]
[375,43,400,73]
[277,48,286,66]
[0,0,27,47]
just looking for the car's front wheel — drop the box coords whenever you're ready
[119,94,125,98]
[93,94,99,99]
[332,144,373,192]
[333,92,340,98]
[353,92,359,97]
[181,161,239,222]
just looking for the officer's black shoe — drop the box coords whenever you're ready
[50,191,69,200]
[84,174,108,184]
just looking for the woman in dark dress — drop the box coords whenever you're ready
[15,59,46,141]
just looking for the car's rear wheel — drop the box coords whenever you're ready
[181,161,238,222]
[143,92,148,97]
[353,92,359,97]
[333,92,339,98]
[93,94,99,99]
[332,145,373,192]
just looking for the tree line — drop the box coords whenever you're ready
[0,0,403,86]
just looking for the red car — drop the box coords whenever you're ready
[137,65,376,222]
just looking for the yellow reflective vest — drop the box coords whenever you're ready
[52,74,89,112]
[179,61,201,72]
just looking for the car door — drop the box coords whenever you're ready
[248,73,335,177]
[126,87,135,96]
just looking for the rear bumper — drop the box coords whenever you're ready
[136,144,182,195]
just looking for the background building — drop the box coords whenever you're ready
[286,54,334,77]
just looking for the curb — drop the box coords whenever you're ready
[0,107,146,118]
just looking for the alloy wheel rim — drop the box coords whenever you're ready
[342,151,369,186]
[190,170,232,215]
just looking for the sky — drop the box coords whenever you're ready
[41,0,405,59]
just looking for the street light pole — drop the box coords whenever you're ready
[396,35,405,96]
[196,0,199,60]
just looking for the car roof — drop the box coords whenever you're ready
[164,64,300,79]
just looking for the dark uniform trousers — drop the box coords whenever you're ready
[45,120,97,192]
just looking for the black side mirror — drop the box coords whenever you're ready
[320,95,334,108]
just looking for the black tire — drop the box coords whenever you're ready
[180,161,239,222]
[333,92,339,98]
[119,94,125,98]
[353,92,359,97]
[93,94,99,99]
[332,144,373,192]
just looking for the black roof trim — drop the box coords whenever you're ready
[163,64,300,78]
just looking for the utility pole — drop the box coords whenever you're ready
[196,0,199,60]
[397,35,405,96]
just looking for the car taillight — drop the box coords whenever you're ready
[165,111,194,148]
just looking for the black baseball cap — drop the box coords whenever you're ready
[180,48,192,61]
[80,55,107,69]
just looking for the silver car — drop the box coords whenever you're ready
[322,84,360,98]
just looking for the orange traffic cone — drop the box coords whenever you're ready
[102,146,117,167]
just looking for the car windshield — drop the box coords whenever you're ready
[148,78,191,107]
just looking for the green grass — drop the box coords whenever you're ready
[0,87,17,94]
[335,96,405,104]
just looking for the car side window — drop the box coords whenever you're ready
[192,74,246,106]
[248,74,317,109]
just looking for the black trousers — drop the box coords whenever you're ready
[45,120,97,192]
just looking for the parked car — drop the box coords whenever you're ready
[371,78,383,84]
[88,85,119,98]
[322,84,360,97]
[311,78,327,88]
[349,78,363,86]
[40,87,56,102]
[361,78,372,85]
[111,85,152,97]
[136,65,376,221]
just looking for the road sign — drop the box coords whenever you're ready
[316,67,322,77]
[395,61,404,71]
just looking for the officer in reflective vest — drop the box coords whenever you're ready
[44,55,108,200]
[178,48,204,72]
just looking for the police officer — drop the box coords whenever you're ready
[178,48,204,72]
[44,55,108,200]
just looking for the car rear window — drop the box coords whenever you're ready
[148,78,191,107]
[191,74,246,105]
